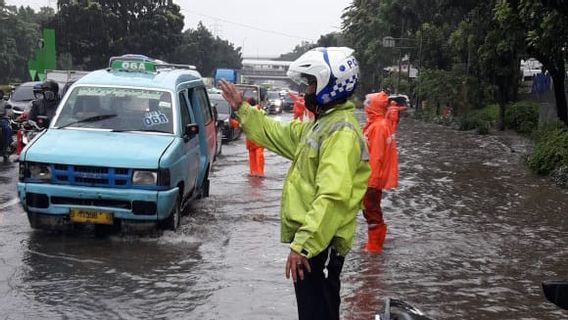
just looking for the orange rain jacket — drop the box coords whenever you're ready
[385,101,407,132]
[289,92,306,121]
[363,92,398,190]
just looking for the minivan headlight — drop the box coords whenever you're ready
[132,170,157,185]
[29,163,52,181]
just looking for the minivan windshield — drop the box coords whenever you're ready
[53,86,174,134]
[11,85,35,102]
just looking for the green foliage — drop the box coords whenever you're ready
[528,126,568,175]
[170,22,242,77]
[276,33,345,62]
[0,4,48,82]
[416,68,463,111]
[51,0,186,70]
[504,101,539,134]
[457,104,499,135]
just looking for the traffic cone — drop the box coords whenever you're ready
[364,223,387,253]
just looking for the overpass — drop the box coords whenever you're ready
[240,59,298,89]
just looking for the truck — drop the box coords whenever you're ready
[214,68,240,85]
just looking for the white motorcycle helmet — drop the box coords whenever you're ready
[287,47,359,106]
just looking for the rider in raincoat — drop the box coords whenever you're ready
[220,47,369,320]
[362,90,399,253]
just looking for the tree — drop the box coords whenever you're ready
[518,0,568,125]
[170,22,242,77]
[50,0,185,70]
[0,3,48,82]
[276,32,346,62]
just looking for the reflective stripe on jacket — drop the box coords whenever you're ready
[236,100,370,258]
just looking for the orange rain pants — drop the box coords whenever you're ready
[246,138,264,177]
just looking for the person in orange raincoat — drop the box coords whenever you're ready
[246,98,265,176]
[362,90,399,253]
[229,97,265,177]
[385,99,407,132]
[288,92,306,122]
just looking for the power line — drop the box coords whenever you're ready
[182,9,315,42]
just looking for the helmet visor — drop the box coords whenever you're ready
[287,71,317,87]
[287,70,306,85]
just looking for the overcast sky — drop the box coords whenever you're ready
[6,0,353,58]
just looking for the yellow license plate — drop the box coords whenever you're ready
[69,209,113,225]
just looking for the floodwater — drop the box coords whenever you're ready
[1,111,567,320]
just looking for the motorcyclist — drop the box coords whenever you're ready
[0,90,13,159]
[27,79,60,127]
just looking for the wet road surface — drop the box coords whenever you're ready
[1,111,567,319]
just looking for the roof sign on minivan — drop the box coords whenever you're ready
[109,55,156,73]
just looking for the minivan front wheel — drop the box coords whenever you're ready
[162,194,181,231]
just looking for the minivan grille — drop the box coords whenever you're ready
[52,164,132,188]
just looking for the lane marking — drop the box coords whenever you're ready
[0,198,20,210]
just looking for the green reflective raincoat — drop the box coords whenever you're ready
[236,100,370,258]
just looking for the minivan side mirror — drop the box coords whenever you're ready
[184,123,199,141]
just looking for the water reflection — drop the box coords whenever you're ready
[18,231,208,319]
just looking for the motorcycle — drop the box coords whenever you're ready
[16,116,47,156]
[0,117,15,161]
[375,281,568,319]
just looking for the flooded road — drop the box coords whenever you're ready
[1,111,567,319]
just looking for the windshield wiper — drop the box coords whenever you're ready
[111,128,171,134]
[57,114,118,129]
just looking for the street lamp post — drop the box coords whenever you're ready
[382,36,420,96]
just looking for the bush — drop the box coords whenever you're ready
[528,127,568,175]
[505,101,539,134]
[457,104,499,134]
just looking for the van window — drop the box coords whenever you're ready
[191,88,213,124]
[179,90,192,127]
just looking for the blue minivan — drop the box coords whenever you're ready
[17,55,218,232]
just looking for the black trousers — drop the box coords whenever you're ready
[293,247,345,320]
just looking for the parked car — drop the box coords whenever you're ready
[209,93,241,142]
[265,91,283,114]
[17,54,218,232]
[5,81,42,119]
